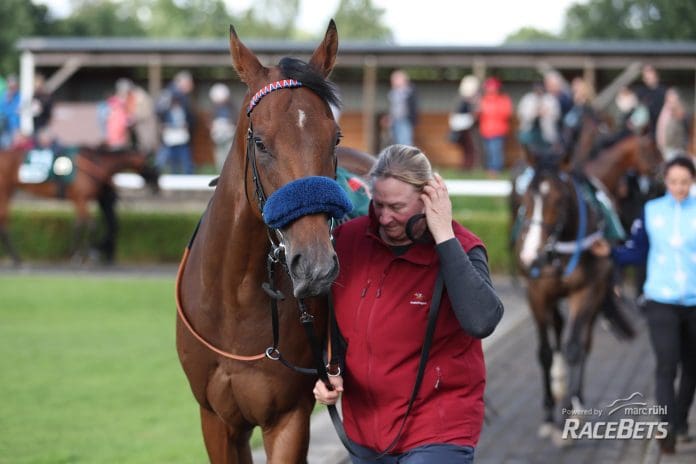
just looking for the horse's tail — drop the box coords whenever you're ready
[600,283,636,340]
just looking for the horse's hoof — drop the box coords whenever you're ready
[538,423,555,438]
[551,427,573,448]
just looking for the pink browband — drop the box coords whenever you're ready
[247,79,303,115]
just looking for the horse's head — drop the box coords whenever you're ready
[229,21,350,298]
[629,135,663,178]
[516,150,575,276]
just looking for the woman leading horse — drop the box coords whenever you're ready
[176,22,353,463]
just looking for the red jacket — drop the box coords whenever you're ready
[332,210,486,453]
[478,92,512,138]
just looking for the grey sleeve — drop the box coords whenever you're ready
[436,238,504,339]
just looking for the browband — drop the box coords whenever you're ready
[247,79,303,115]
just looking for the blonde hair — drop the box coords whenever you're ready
[369,144,432,190]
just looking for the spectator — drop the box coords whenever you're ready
[614,86,650,137]
[105,78,131,149]
[635,64,666,139]
[544,71,573,131]
[449,75,480,170]
[656,87,690,161]
[560,77,597,160]
[124,79,158,156]
[0,75,21,149]
[516,81,560,151]
[387,70,418,146]
[31,73,53,134]
[208,83,237,171]
[313,144,503,464]
[156,70,196,174]
[478,77,512,178]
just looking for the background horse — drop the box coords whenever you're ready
[177,22,348,463]
[0,145,159,265]
[514,151,628,442]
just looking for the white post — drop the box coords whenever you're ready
[19,50,35,136]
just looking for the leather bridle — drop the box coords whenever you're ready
[177,78,341,380]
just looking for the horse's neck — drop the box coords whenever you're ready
[198,153,269,284]
[584,143,629,196]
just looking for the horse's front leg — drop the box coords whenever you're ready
[262,404,313,464]
[200,406,253,464]
[564,286,601,412]
[528,286,557,430]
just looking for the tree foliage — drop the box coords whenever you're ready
[133,0,235,38]
[53,0,145,36]
[0,0,52,73]
[333,0,392,41]
[563,0,696,40]
[506,0,696,43]
[504,27,562,43]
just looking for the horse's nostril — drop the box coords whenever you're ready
[290,253,305,277]
[289,251,339,282]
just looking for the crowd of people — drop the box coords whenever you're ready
[0,70,238,175]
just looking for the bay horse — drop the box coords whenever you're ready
[0,145,159,265]
[513,135,661,443]
[176,22,353,463]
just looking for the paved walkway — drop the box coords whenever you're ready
[252,275,696,464]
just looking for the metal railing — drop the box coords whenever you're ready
[113,174,512,197]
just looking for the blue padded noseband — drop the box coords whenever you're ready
[262,176,353,229]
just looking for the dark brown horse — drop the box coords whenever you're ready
[513,136,661,443]
[0,145,158,264]
[514,152,618,444]
[584,134,662,201]
[176,23,351,463]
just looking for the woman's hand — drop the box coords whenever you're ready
[313,376,344,406]
[421,173,455,244]
[591,238,612,257]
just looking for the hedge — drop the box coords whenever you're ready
[3,207,512,272]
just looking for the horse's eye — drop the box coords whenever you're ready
[336,131,343,146]
[254,138,267,152]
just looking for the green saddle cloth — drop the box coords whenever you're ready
[336,166,371,221]
[19,146,78,184]
[579,177,626,242]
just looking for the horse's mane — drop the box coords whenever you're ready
[278,57,341,109]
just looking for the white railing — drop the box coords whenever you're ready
[113,174,513,197]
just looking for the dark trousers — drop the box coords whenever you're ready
[644,300,696,431]
[348,440,474,464]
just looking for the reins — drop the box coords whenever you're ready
[524,172,604,279]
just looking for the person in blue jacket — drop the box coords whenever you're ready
[594,155,696,454]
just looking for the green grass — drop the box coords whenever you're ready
[0,275,209,463]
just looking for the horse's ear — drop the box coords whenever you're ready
[522,145,536,167]
[229,24,265,85]
[309,20,338,78]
